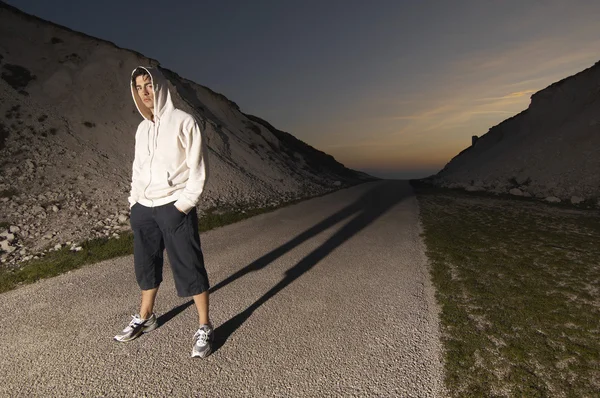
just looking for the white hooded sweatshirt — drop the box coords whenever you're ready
[128,66,208,214]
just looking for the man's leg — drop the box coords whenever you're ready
[191,290,212,358]
[157,203,210,302]
[193,291,210,325]
[158,203,212,357]
[140,287,159,319]
[114,203,163,342]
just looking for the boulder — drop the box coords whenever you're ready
[570,196,584,205]
[0,240,16,253]
[509,188,523,196]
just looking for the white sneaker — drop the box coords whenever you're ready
[113,313,157,342]
[191,324,214,358]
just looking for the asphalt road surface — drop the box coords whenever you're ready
[0,180,446,397]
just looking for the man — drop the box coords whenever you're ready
[114,66,212,359]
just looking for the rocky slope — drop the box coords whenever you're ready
[428,60,600,206]
[0,2,371,267]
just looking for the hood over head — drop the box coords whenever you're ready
[131,66,174,121]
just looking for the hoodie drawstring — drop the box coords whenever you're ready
[155,120,160,149]
[146,120,160,155]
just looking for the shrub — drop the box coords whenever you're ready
[5,105,22,121]
[50,37,63,44]
[1,64,36,93]
[249,124,261,135]
[0,123,8,151]
[83,121,96,128]
[61,53,81,64]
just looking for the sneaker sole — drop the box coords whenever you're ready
[113,329,143,342]
[113,319,158,342]
[191,346,212,358]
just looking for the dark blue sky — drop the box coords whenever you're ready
[6,0,600,178]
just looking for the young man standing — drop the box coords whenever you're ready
[114,66,212,358]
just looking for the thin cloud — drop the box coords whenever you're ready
[466,110,518,115]
[475,90,537,102]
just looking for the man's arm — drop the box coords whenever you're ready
[174,118,208,214]
[128,128,142,208]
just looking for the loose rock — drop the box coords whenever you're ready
[570,196,584,205]
[509,188,523,196]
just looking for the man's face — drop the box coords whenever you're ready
[135,74,154,110]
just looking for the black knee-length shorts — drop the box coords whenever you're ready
[129,201,209,297]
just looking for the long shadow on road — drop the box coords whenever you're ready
[158,180,410,351]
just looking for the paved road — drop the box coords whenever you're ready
[0,180,446,397]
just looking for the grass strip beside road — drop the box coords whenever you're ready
[415,185,600,397]
[0,200,304,294]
